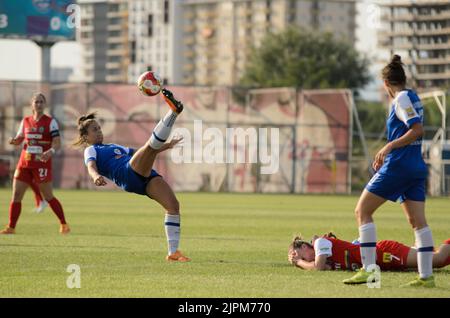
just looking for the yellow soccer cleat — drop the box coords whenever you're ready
[343,268,376,285]
[166,250,191,262]
[0,226,15,234]
[401,276,435,288]
[60,224,71,235]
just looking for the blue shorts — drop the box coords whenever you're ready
[365,172,426,203]
[116,162,161,196]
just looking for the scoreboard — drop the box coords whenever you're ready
[0,0,76,42]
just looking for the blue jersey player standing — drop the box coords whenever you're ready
[343,55,435,287]
[74,88,190,262]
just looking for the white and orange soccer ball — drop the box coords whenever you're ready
[137,71,162,96]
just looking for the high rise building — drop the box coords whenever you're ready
[127,0,184,85]
[79,0,130,83]
[181,0,357,86]
[79,0,183,84]
[78,0,356,85]
[379,0,450,90]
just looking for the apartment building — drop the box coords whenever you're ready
[79,0,129,82]
[379,0,450,89]
[181,0,356,86]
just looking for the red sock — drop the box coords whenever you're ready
[48,198,66,225]
[29,182,43,207]
[8,201,22,229]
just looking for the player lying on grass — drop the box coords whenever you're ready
[288,232,450,271]
[74,88,189,262]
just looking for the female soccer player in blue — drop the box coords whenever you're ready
[74,88,190,262]
[343,55,435,287]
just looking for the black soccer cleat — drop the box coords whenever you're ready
[161,88,184,114]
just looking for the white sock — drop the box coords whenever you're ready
[415,226,434,279]
[359,222,377,270]
[148,111,178,149]
[161,110,178,127]
[164,214,180,255]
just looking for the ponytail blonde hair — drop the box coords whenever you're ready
[289,235,313,251]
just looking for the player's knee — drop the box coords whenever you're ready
[164,197,180,214]
[354,208,360,220]
[11,189,24,201]
[43,195,54,202]
[406,216,416,228]
[354,207,364,223]
[169,198,180,213]
[41,191,54,202]
[11,193,21,202]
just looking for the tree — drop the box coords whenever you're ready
[240,27,371,90]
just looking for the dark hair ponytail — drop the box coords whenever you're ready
[391,54,402,64]
[77,112,96,126]
[73,112,97,147]
[382,54,406,86]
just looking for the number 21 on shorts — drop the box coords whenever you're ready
[39,168,48,179]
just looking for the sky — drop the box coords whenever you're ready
[0,0,386,100]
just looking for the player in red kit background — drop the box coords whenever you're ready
[0,93,69,234]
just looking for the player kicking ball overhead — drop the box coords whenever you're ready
[73,88,190,262]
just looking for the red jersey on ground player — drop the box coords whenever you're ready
[314,237,410,271]
[288,233,449,271]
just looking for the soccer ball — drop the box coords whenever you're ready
[137,71,162,96]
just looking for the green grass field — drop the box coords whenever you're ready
[0,189,449,298]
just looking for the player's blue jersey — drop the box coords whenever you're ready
[378,89,427,178]
[84,143,135,187]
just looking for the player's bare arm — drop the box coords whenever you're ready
[289,249,330,271]
[293,256,330,271]
[9,137,24,145]
[373,122,424,171]
[40,136,61,163]
[293,259,316,270]
[87,160,107,186]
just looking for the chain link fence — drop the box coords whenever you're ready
[0,81,354,194]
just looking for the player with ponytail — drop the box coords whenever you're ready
[343,55,435,287]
